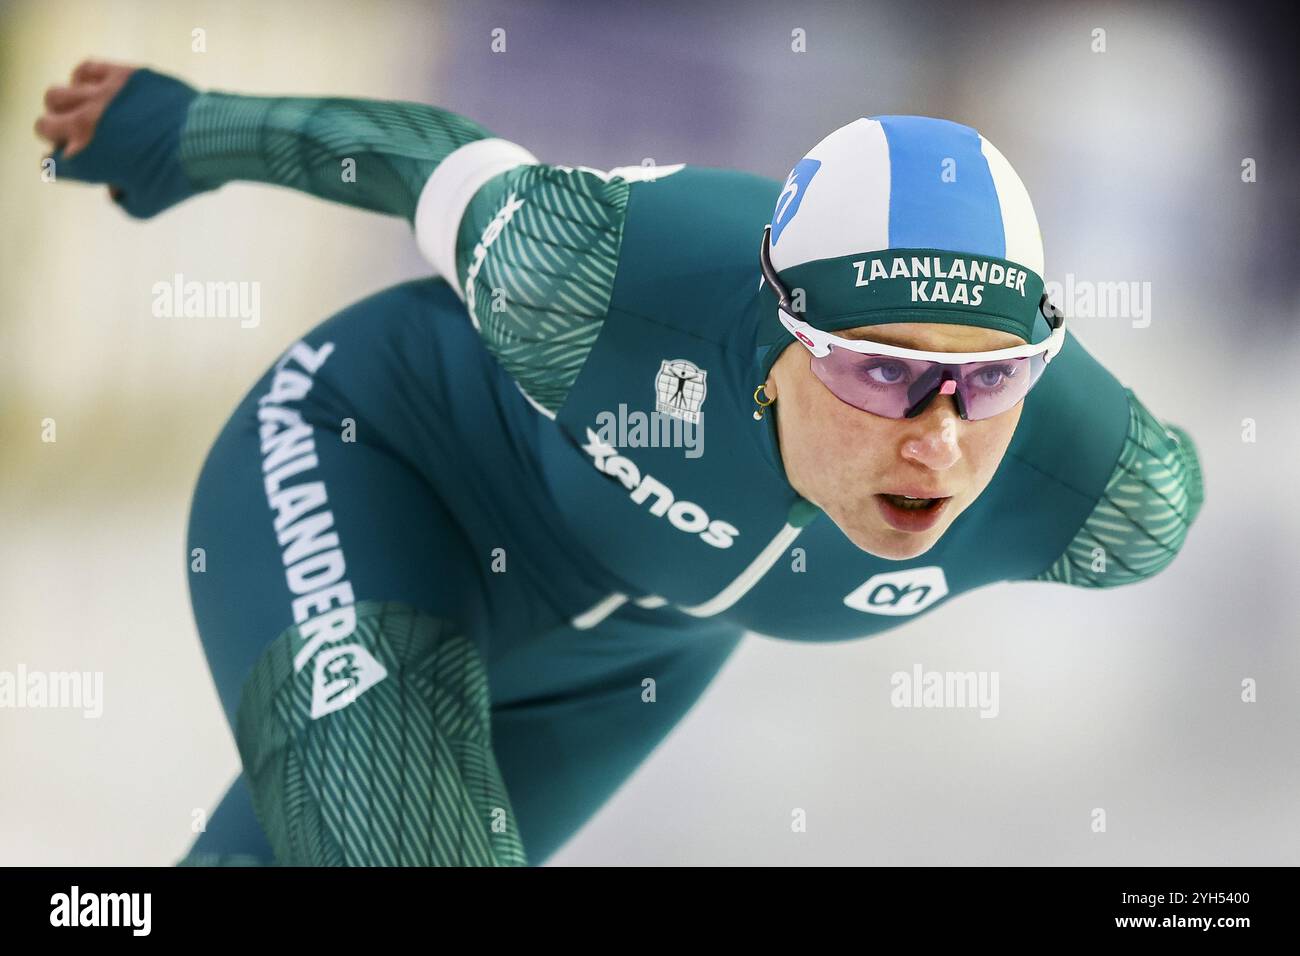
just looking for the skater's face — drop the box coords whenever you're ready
[767,322,1025,561]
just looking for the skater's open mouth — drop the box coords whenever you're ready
[875,492,952,532]
[879,493,947,511]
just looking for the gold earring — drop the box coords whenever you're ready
[753,384,776,421]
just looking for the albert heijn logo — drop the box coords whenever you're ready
[843,566,949,616]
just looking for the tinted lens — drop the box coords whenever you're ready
[809,349,939,417]
[810,347,1047,421]
[955,354,1046,420]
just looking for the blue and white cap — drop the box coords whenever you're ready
[766,116,1046,344]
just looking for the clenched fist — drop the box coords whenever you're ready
[35,59,136,160]
[35,60,210,218]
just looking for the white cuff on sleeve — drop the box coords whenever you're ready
[413,138,539,299]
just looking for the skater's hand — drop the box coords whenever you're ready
[35,61,209,218]
[35,60,136,166]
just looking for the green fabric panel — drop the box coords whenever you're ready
[772,248,1043,342]
[179,92,494,221]
[235,599,526,866]
[1036,389,1204,587]
[455,164,631,413]
[176,852,269,867]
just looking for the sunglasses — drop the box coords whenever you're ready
[759,226,1066,421]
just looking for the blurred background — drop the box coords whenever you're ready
[1,0,1296,865]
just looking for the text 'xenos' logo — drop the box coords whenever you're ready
[770,158,821,246]
[581,427,739,549]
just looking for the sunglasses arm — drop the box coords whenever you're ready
[774,308,835,358]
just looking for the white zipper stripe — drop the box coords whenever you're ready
[570,522,806,630]
[678,521,804,617]
[571,592,629,630]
